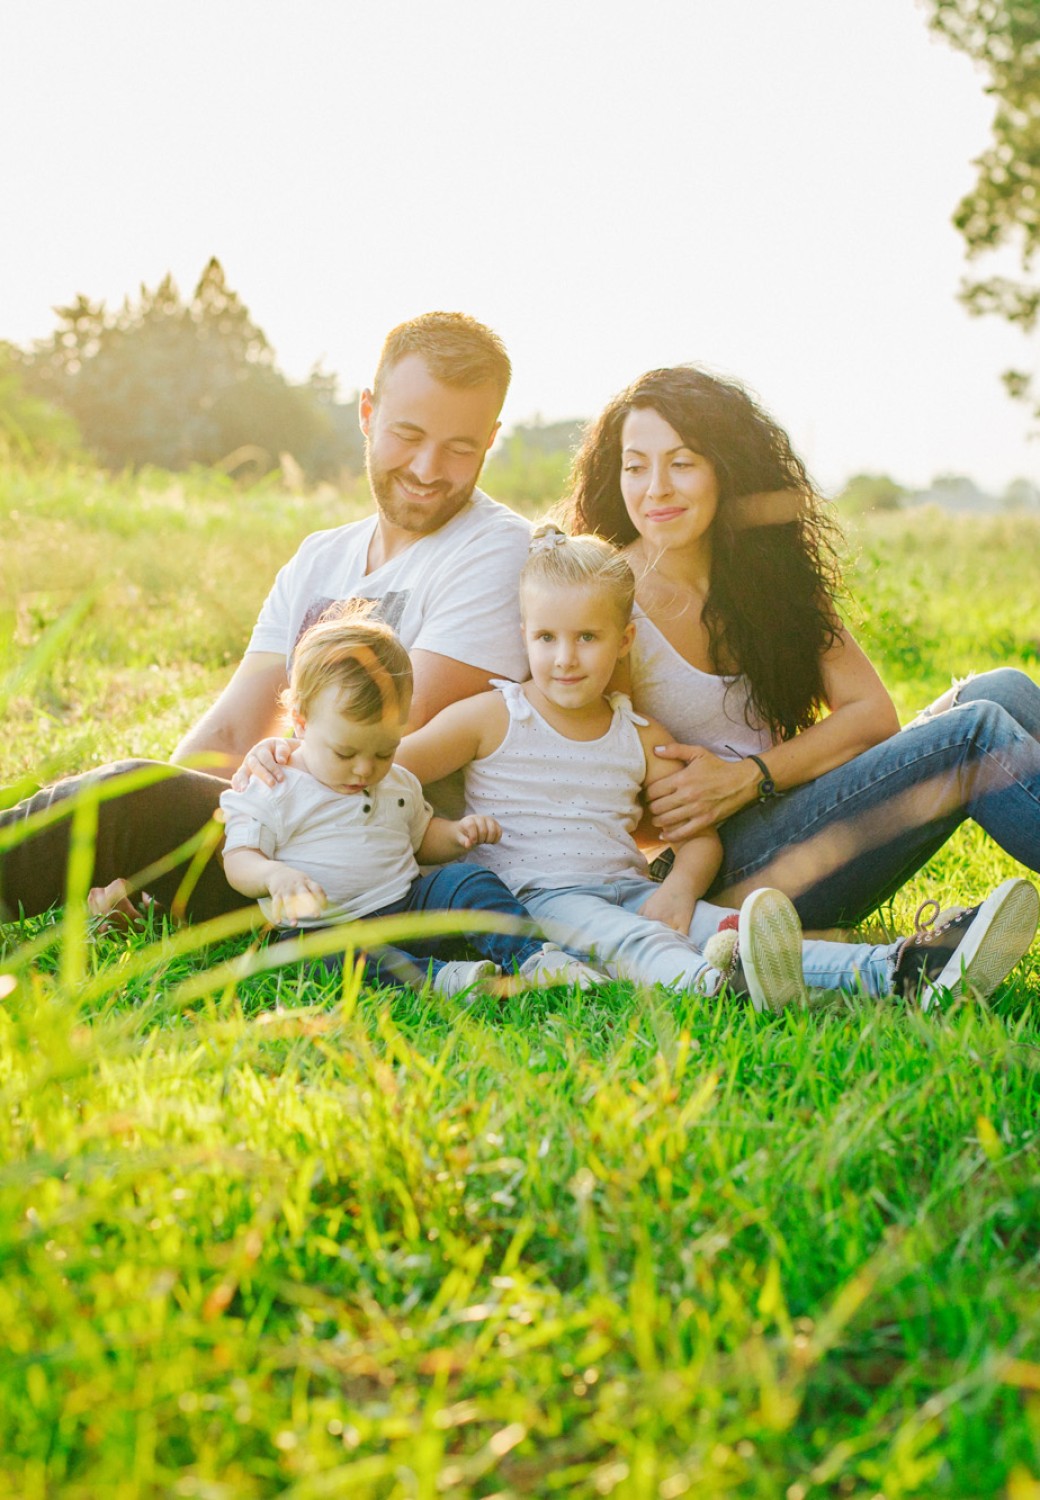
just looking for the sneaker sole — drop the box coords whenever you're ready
[738,888,809,1013]
[927,877,1039,1005]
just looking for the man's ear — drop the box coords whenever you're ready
[359,388,375,435]
[484,419,501,452]
[616,621,637,660]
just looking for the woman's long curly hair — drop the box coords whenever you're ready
[564,367,844,741]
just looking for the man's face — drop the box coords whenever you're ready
[360,354,502,537]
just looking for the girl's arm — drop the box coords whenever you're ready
[647,628,899,842]
[222,846,327,926]
[395,691,507,786]
[635,721,724,934]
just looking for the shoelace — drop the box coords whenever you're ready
[908,897,967,945]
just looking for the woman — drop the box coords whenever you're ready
[565,366,1040,929]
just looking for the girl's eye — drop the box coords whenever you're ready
[622,463,644,474]
[580,632,598,642]
[335,749,356,760]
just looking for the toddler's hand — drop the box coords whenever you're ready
[267,867,327,926]
[231,737,294,792]
[454,815,502,849]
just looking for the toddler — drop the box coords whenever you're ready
[219,602,606,995]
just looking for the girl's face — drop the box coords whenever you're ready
[619,406,720,551]
[522,581,634,713]
[293,685,408,794]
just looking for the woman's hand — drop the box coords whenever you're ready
[648,745,759,840]
[231,737,294,792]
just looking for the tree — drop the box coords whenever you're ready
[834,472,906,515]
[0,345,80,461]
[926,0,1040,419]
[15,260,353,478]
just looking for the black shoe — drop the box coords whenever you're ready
[893,878,1039,1008]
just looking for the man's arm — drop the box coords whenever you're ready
[171,651,289,777]
[406,649,505,730]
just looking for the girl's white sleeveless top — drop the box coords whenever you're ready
[628,606,773,758]
[464,681,650,895]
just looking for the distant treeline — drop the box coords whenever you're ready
[2,259,364,481]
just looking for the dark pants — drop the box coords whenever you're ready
[299,864,545,989]
[0,760,238,922]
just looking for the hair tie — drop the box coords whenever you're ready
[529,525,569,556]
[726,489,808,530]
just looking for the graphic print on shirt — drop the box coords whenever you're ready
[290,590,411,658]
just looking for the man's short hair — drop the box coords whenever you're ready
[372,311,511,405]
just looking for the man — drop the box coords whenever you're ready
[0,312,532,923]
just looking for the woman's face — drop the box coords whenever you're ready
[619,406,719,551]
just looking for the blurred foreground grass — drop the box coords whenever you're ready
[2,460,1040,1497]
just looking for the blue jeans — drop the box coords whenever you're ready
[523,877,896,996]
[302,862,545,989]
[708,669,1040,928]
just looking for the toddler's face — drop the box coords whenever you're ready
[522,581,634,713]
[294,686,407,794]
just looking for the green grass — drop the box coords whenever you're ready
[2,460,1040,1497]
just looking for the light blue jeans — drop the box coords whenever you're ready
[708,669,1040,927]
[522,876,899,997]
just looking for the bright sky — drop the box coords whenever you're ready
[3,0,1037,492]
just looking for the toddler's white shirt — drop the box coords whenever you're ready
[219,764,433,925]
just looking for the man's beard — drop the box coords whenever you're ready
[367,453,478,537]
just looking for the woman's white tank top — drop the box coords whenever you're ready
[463,681,650,895]
[628,606,772,758]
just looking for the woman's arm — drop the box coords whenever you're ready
[648,629,900,842]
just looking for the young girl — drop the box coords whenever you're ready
[396,528,1039,1011]
[218,602,606,995]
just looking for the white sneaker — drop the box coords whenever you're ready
[736,888,809,1013]
[431,959,501,997]
[519,943,608,991]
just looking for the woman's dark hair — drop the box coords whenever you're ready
[564,366,844,740]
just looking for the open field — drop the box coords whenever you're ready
[2,460,1040,1497]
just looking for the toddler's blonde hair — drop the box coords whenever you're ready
[520,525,635,624]
[284,601,412,724]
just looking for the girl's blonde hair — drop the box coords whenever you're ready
[284,601,413,724]
[520,525,635,624]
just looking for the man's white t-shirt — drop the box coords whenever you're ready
[248,488,531,678]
